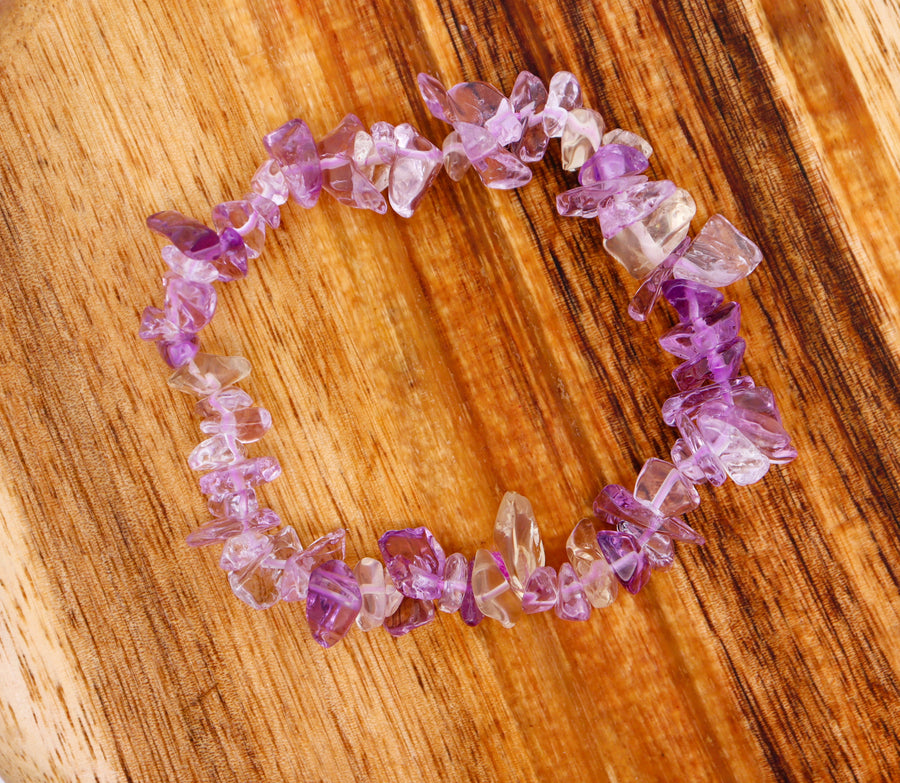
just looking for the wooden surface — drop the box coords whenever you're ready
[1,0,899,780]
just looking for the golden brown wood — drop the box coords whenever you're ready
[1,0,899,780]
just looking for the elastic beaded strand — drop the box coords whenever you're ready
[139,71,796,648]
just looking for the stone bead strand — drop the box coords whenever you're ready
[139,71,796,648]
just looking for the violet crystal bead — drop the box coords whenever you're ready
[521,566,559,614]
[460,559,483,627]
[305,560,362,648]
[555,563,591,621]
[198,456,282,499]
[455,122,532,190]
[264,119,322,208]
[384,596,436,637]
[594,484,705,546]
[147,211,221,261]
[673,214,763,287]
[438,552,468,613]
[662,278,724,323]
[595,530,651,595]
[378,526,446,600]
[579,144,649,186]
[281,529,347,602]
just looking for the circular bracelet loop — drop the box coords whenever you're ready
[139,70,797,648]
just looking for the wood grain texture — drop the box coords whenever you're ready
[1,0,899,780]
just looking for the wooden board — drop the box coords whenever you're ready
[1,0,899,779]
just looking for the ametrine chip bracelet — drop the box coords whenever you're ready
[139,71,796,648]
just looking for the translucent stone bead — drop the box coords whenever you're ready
[263,119,322,208]
[447,81,507,126]
[459,559,483,627]
[560,108,604,171]
[603,188,697,278]
[168,353,251,396]
[579,144,649,187]
[509,71,548,116]
[318,114,386,214]
[384,572,404,617]
[565,518,619,608]
[634,458,701,516]
[250,159,289,206]
[455,122,532,190]
[521,566,558,613]
[200,406,272,443]
[683,413,770,485]
[213,228,249,282]
[378,526,446,600]
[147,211,221,261]
[306,560,362,648]
[594,485,705,545]
[280,529,346,601]
[185,508,280,547]
[384,596,436,637]
[389,123,443,218]
[262,525,302,568]
[244,192,281,229]
[437,552,468,613]
[515,114,551,162]
[442,131,471,181]
[556,176,648,219]
[198,456,282,499]
[220,530,273,572]
[492,491,545,596]
[161,245,218,284]
[354,557,388,632]
[228,560,281,610]
[602,129,653,159]
[597,180,677,239]
[674,214,763,286]
[595,530,651,595]
[662,278,725,323]
[188,433,245,471]
[671,338,746,391]
[618,522,674,570]
[196,387,254,416]
[555,563,591,621]
[211,200,265,258]
[484,99,523,146]
[544,71,583,137]
[207,487,258,521]
[627,239,690,323]
[471,548,522,628]
[659,302,741,359]
[417,72,453,122]
[164,277,217,332]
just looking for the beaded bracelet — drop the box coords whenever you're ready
[139,71,797,648]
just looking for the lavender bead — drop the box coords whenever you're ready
[597,180,677,240]
[662,278,724,322]
[595,530,651,595]
[264,119,322,208]
[438,553,468,613]
[306,560,362,648]
[214,228,249,282]
[671,338,746,391]
[383,596,436,637]
[673,214,763,286]
[250,159,290,206]
[579,144,649,187]
[455,122,532,190]
[378,526,446,600]
[459,559,483,627]
[627,238,690,322]
[594,484,705,545]
[389,123,443,218]
[521,566,559,614]
[556,176,648,219]
[147,211,221,261]
[185,507,280,547]
[281,529,347,601]
[447,81,507,126]
[198,456,282,498]
[555,563,591,620]
[660,302,742,359]
[161,245,218,284]
[417,72,453,122]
